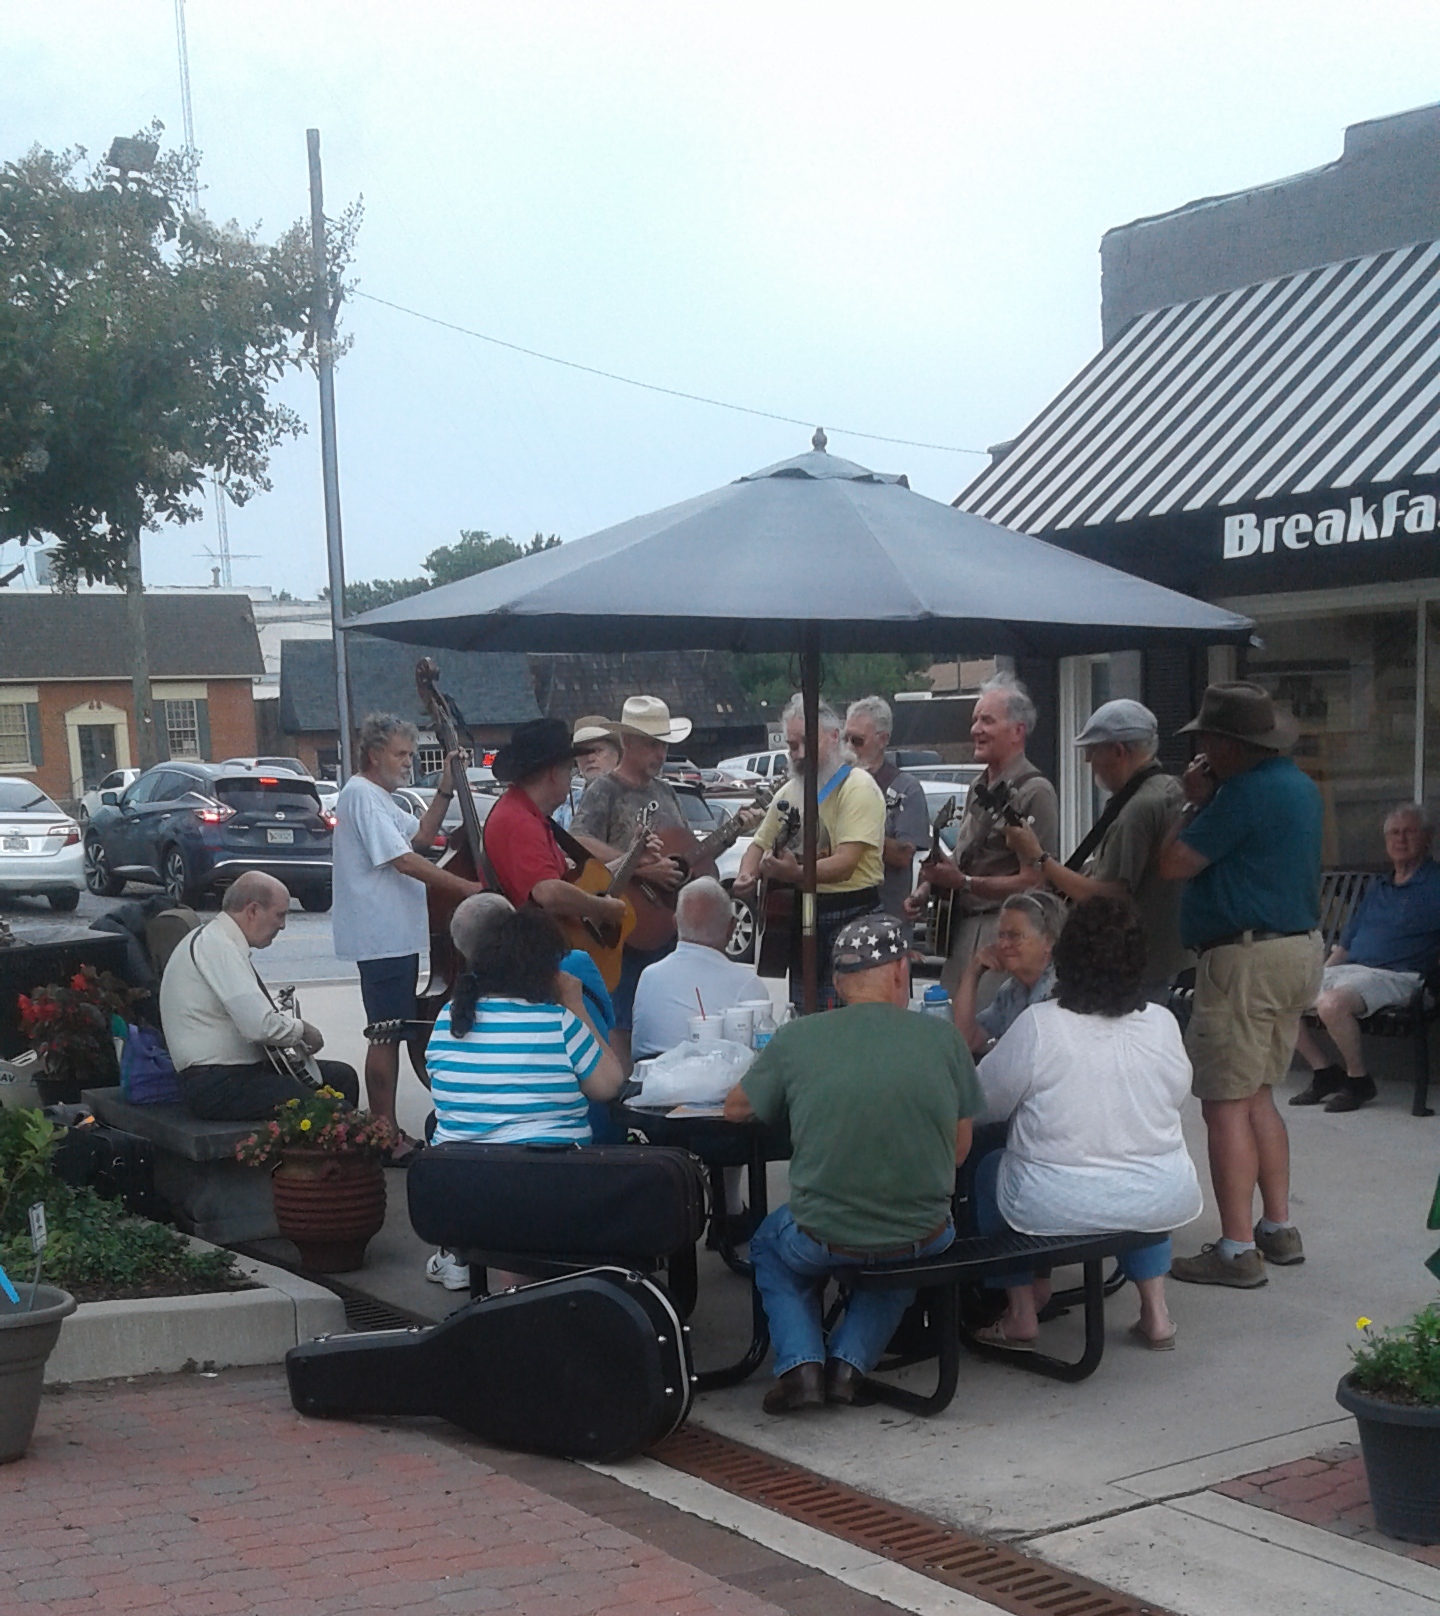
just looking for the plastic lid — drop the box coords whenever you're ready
[923,984,948,1000]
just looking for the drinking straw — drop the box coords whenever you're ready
[0,1264,18,1306]
[695,989,706,1019]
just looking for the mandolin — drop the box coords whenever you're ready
[626,785,776,951]
[558,803,655,991]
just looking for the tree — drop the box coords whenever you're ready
[341,529,560,615]
[733,652,933,712]
[0,127,357,766]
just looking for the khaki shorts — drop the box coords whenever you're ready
[1186,931,1324,1103]
[940,910,1000,997]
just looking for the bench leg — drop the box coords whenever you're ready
[1415,1025,1435,1118]
[857,1285,962,1416]
[957,1260,1110,1384]
[693,1271,771,1392]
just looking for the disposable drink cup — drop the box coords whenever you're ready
[720,1006,755,1047]
[688,1016,723,1044]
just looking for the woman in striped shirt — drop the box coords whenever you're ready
[427,908,624,1146]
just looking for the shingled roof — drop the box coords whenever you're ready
[280,635,542,733]
[0,592,264,679]
[531,650,765,733]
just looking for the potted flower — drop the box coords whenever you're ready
[1336,1303,1440,1543]
[236,1089,396,1272]
[18,967,140,1106]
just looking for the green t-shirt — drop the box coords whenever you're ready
[741,1001,981,1251]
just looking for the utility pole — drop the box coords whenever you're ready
[307,129,354,780]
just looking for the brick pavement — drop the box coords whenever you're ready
[0,1368,905,1616]
[1212,1442,1440,1567]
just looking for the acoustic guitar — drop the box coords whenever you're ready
[921,796,961,958]
[558,803,655,991]
[755,800,803,978]
[626,784,776,951]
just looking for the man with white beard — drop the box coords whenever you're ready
[734,694,886,1009]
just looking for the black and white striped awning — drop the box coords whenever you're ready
[958,239,1440,533]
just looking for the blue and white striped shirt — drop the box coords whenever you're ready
[427,997,603,1145]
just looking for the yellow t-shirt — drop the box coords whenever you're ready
[752,767,886,894]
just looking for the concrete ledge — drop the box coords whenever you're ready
[45,1245,346,1383]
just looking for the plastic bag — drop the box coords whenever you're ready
[120,1023,181,1106]
[634,1039,754,1108]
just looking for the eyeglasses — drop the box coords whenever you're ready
[843,732,870,746]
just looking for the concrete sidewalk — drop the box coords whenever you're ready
[297,977,1440,1615]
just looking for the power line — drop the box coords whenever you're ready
[351,289,986,457]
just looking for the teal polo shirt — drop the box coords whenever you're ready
[1178,756,1322,951]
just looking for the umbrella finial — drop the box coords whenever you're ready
[811,426,827,452]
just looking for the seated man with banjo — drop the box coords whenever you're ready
[160,871,360,1120]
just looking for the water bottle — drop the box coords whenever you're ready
[922,984,951,1019]
[752,1004,777,1051]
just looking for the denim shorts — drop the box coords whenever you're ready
[357,954,419,1024]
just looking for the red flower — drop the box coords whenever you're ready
[70,973,88,993]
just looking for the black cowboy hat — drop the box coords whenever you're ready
[491,718,580,784]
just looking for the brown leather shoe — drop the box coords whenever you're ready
[825,1358,864,1405]
[762,1361,825,1414]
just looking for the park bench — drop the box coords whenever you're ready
[82,1086,278,1244]
[847,1228,1169,1414]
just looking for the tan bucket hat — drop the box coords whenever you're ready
[608,695,692,745]
[1176,681,1298,752]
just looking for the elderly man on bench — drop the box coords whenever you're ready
[723,914,981,1414]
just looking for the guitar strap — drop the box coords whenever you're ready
[1063,762,1165,872]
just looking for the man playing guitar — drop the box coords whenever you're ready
[483,718,630,940]
[569,696,693,1065]
[905,673,1059,993]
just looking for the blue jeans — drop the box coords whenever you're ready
[749,1205,955,1377]
[972,1151,1171,1287]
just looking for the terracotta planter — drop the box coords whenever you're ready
[271,1149,386,1272]
[1336,1373,1440,1543]
[0,1286,76,1462]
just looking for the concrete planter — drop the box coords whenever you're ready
[0,1286,76,1461]
[43,1246,346,1385]
[1336,1373,1440,1543]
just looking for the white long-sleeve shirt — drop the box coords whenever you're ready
[159,912,305,1071]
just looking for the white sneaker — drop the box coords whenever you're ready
[424,1249,470,1291]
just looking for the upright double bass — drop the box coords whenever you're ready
[410,657,489,1073]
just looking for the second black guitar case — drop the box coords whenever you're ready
[286,1266,692,1461]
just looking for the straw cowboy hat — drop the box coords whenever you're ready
[1177,681,1298,752]
[571,715,616,747]
[607,695,692,745]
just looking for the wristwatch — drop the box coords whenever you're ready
[962,873,973,894]
[1035,852,1051,871]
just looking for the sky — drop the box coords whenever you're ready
[5,1,1440,598]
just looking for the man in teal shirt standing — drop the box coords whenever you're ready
[724,914,980,1412]
[1158,683,1323,1289]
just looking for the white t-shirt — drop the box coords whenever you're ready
[631,941,764,1057]
[331,775,428,962]
[976,999,1202,1236]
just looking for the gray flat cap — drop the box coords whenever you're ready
[1073,698,1159,748]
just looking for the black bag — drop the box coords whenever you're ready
[407,1142,708,1265]
[50,1120,165,1222]
[285,1266,692,1461]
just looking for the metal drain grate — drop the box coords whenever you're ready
[336,1291,428,1332]
[652,1425,1174,1616]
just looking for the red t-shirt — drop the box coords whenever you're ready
[484,786,568,906]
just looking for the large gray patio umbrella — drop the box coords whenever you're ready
[351,433,1252,1008]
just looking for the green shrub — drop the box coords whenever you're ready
[1350,1303,1440,1407]
[0,1108,239,1301]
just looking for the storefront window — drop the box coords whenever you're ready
[1248,610,1415,868]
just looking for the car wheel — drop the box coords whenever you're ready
[299,887,332,913]
[47,889,81,912]
[724,881,757,963]
[84,837,125,897]
[163,846,198,907]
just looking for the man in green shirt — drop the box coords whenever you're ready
[724,914,980,1413]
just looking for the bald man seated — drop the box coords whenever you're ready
[160,871,360,1120]
[630,878,763,1058]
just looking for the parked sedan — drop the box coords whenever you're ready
[84,763,333,910]
[0,779,85,910]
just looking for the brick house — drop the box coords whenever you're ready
[0,593,264,805]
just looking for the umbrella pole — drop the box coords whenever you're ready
[801,640,820,1015]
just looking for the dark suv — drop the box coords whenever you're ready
[84,764,334,911]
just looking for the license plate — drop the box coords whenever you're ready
[266,828,294,845]
[2,835,27,853]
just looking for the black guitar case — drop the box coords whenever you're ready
[407,1142,708,1265]
[285,1266,692,1461]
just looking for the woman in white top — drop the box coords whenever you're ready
[974,895,1201,1351]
